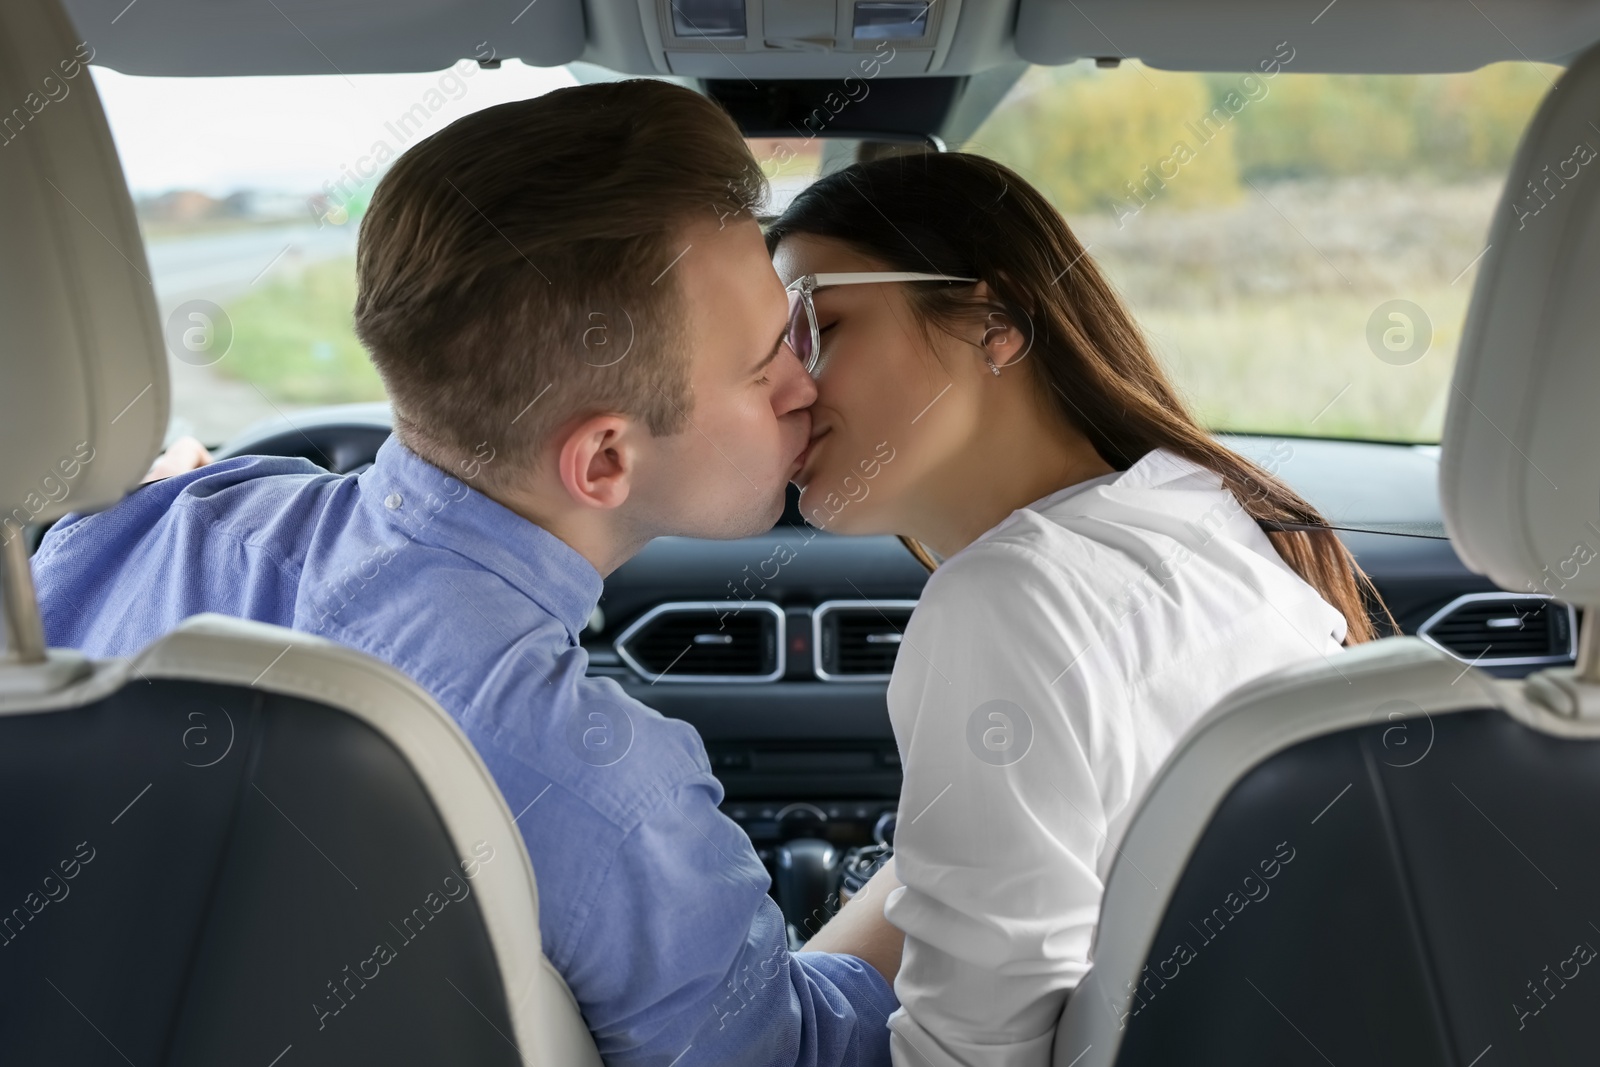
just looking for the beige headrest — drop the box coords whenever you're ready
[0,0,167,539]
[1442,43,1600,606]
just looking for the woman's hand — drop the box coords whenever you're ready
[142,436,214,483]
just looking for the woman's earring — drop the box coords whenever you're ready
[982,313,1007,377]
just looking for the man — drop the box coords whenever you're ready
[31,80,902,1065]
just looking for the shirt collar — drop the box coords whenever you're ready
[1017,447,1200,515]
[1021,468,1123,515]
[359,436,603,638]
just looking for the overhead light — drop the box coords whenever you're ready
[671,0,748,39]
[764,0,835,42]
[851,0,930,40]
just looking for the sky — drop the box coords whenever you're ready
[91,60,577,197]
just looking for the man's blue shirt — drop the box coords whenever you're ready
[31,435,896,1067]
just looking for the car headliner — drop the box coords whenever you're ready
[60,0,1595,82]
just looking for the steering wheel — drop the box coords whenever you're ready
[209,403,393,475]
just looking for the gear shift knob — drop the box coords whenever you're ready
[774,837,840,942]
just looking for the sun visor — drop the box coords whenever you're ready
[1014,0,1597,73]
[61,0,586,76]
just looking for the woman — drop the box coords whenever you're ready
[767,153,1391,1067]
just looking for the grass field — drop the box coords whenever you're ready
[1062,175,1502,442]
[1140,285,1462,440]
[216,258,384,406]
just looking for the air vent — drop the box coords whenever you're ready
[1417,593,1576,666]
[814,600,917,681]
[615,602,784,682]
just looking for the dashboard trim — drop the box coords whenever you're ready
[613,600,787,683]
[1414,591,1577,667]
[812,599,920,683]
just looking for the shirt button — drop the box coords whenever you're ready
[384,493,403,510]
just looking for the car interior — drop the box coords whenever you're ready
[4,0,1600,1063]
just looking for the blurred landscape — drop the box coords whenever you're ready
[1064,175,1500,440]
[141,60,1558,444]
[965,60,1557,441]
[138,185,377,442]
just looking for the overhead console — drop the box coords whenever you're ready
[646,0,965,77]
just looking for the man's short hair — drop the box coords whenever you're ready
[354,79,767,487]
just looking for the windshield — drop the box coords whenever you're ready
[964,57,1559,442]
[98,59,1556,447]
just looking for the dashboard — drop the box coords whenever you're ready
[212,404,1575,898]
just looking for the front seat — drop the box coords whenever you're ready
[0,3,601,1065]
[1053,39,1600,1067]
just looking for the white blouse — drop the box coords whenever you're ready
[882,447,1349,1067]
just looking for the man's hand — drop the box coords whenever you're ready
[142,436,213,483]
[797,859,906,985]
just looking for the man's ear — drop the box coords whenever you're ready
[555,413,635,510]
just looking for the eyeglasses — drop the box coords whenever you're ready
[784,271,977,375]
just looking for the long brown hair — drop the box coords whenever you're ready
[765,152,1392,644]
